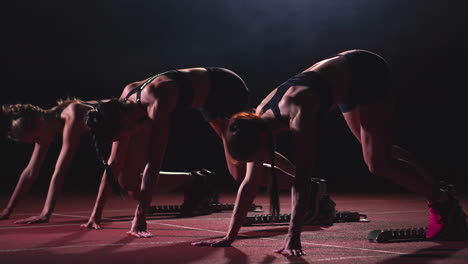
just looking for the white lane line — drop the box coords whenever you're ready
[148,221,406,255]
[279,255,384,263]
[148,222,226,235]
[0,214,119,230]
[365,210,426,214]
[53,213,230,222]
[0,241,188,253]
[52,213,93,219]
[0,215,230,230]
[298,240,406,255]
[5,209,136,216]
[0,224,83,230]
[2,212,407,256]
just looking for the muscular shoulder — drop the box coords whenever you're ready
[60,103,88,125]
[145,80,179,110]
[121,81,142,99]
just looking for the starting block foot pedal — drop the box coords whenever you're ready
[244,211,368,226]
[335,211,369,222]
[244,214,292,226]
[148,203,263,215]
[148,204,182,214]
[368,228,427,243]
[368,225,468,243]
[208,203,263,213]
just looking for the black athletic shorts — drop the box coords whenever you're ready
[338,50,392,112]
[198,67,250,121]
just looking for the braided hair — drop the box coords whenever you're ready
[2,99,81,141]
[2,103,49,141]
[227,112,280,218]
[85,99,127,197]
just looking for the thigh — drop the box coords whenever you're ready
[358,95,395,162]
[342,109,361,143]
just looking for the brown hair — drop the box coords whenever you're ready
[85,99,129,197]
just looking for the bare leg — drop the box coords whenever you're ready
[122,126,206,195]
[342,96,440,201]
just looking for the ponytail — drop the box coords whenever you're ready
[90,130,127,197]
[87,108,127,198]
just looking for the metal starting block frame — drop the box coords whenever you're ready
[368,226,468,243]
[243,211,368,226]
[148,203,263,215]
[368,228,427,243]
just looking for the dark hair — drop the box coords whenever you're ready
[226,112,280,218]
[85,99,128,197]
[85,99,127,142]
[226,112,268,161]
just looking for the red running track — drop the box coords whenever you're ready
[0,192,467,264]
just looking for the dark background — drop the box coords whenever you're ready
[1,0,467,196]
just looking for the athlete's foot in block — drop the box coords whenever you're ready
[14,215,49,224]
[80,219,102,230]
[426,189,468,240]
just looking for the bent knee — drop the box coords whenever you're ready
[226,163,246,183]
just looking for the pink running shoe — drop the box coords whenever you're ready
[426,189,467,240]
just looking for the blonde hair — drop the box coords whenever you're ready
[2,97,81,119]
[2,98,81,141]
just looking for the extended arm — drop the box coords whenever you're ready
[127,85,176,238]
[0,142,50,219]
[275,107,318,256]
[192,161,263,246]
[81,138,130,229]
[15,117,82,224]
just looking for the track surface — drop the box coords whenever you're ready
[0,192,467,264]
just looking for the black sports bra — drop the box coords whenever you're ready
[261,71,332,122]
[81,101,101,110]
[123,70,193,110]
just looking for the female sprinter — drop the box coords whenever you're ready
[0,100,206,225]
[82,67,297,236]
[0,99,110,223]
[192,50,467,256]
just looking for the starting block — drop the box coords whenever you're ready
[148,203,263,215]
[368,226,468,243]
[243,178,369,226]
[243,211,368,226]
[368,228,427,243]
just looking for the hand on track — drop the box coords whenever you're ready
[80,219,102,230]
[14,215,49,224]
[274,235,306,256]
[191,237,232,247]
